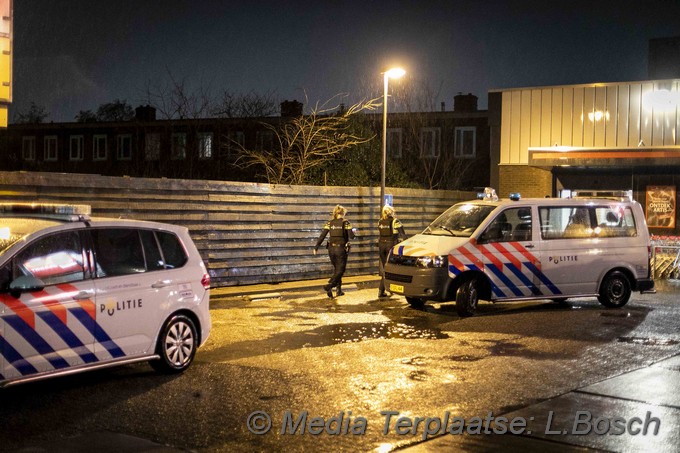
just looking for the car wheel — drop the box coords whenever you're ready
[456,278,479,317]
[597,271,631,308]
[150,314,198,374]
[406,297,425,309]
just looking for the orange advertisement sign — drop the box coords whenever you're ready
[646,186,676,228]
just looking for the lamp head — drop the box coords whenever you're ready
[385,67,406,79]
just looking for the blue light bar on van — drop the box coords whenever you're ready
[0,203,91,220]
[509,193,521,201]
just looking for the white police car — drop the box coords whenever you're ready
[0,203,211,386]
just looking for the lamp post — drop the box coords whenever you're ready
[381,67,405,212]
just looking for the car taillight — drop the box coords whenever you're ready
[201,273,211,290]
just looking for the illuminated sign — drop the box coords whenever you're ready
[646,186,676,229]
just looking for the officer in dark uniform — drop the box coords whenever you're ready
[314,205,355,298]
[377,204,406,298]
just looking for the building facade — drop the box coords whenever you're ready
[0,97,490,190]
[489,79,680,235]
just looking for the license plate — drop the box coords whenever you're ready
[389,284,404,293]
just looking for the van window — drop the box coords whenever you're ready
[540,205,637,239]
[594,206,637,237]
[540,207,593,239]
[13,231,86,285]
[479,207,532,243]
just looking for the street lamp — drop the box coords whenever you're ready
[381,67,405,212]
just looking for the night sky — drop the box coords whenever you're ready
[10,0,680,122]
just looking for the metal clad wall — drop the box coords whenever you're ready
[605,85,618,146]
[572,87,584,146]
[536,89,548,146]
[561,88,573,146]
[498,80,680,164]
[594,86,606,147]
[551,88,563,147]
[0,171,472,287]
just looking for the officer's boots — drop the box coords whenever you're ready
[336,285,345,296]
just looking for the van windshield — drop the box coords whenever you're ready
[423,203,497,237]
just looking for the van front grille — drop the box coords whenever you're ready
[385,272,412,283]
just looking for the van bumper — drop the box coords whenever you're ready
[636,278,655,293]
[383,265,450,300]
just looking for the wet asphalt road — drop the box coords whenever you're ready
[2,279,680,452]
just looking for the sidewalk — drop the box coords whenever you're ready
[210,274,382,300]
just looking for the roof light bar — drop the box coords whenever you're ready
[0,203,92,217]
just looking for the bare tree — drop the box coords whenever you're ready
[141,69,214,120]
[13,102,49,124]
[212,90,279,118]
[233,97,381,185]
[95,99,135,122]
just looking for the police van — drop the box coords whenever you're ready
[384,189,655,316]
[0,203,211,386]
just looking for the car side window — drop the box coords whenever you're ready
[13,231,86,286]
[156,231,188,269]
[140,229,165,271]
[92,228,146,277]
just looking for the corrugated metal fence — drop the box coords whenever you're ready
[0,171,473,287]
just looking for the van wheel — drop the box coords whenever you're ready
[598,271,631,308]
[406,297,425,309]
[456,279,479,317]
[150,314,198,374]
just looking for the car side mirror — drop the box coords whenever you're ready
[9,275,46,295]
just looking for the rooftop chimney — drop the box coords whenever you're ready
[453,93,478,112]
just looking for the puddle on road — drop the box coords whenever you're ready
[617,336,679,346]
[327,322,449,343]
[199,321,448,362]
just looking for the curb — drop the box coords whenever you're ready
[210,274,382,299]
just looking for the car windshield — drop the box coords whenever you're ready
[0,218,59,255]
[423,203,497,237]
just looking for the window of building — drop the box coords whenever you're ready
[226,131,245,157]
[93,135,108,161]
[22,136,36,161]
[419,127,441,158]
[454,127,476,158]
[145,133,160,161]
[387,128,402,158]
[171,133,186,160]
[69,135,84,161]
[256,131,274,151]
[198,132,213,159]
[117,134,132,161]
[44,136,58,161]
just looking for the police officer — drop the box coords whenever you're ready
[377,204,406,298]
[314,205,355,298]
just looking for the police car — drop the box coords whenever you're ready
[384,189,655,316]
[0,203,211,387]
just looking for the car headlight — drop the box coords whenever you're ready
[416,255,448,268]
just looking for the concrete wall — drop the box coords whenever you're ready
[0,171,474,287]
